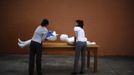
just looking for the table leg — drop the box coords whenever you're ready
[93,48,98,73]
[87,50,90,68]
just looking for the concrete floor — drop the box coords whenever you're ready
[0,54,134,75]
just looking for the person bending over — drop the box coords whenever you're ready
[29,19,49,75]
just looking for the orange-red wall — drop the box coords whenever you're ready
[0,0,134,56]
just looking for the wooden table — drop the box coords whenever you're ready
[43,42,99,72]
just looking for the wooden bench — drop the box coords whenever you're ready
[43,42,99,73]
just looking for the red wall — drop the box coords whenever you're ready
[0,0,134,56]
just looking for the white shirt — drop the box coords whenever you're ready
[74,26,87,42]
[32,26,48,43]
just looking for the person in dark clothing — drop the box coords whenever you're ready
[29,19,49,75]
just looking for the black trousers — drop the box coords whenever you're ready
[29,41,42,75]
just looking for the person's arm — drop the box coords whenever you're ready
[73,36,76,45]
[74,31,78,45]
[42,32,48,41]
[74,26,78,45]
[41,27,48,40]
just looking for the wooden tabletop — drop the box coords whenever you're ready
[43,42,99,48]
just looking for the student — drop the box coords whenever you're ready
[72,20,87,75]
[29,19,49,75]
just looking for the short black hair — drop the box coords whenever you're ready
[40,19,49,26]
[76,20,84,28]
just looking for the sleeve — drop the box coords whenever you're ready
[74,27,80,32]
[74,27,79,31]
[74,27,79,40]
[41,29,48,41]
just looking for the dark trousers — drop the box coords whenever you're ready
[73,41,87,73]
[29,41,42,75]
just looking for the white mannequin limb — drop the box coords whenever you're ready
[18,39,31,48]
[18,31,58,48]
[60,34,96,45]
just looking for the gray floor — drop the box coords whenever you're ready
[0,54,134,75]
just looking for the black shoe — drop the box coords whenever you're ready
[79,71,84,74]
[71,72,77,75]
